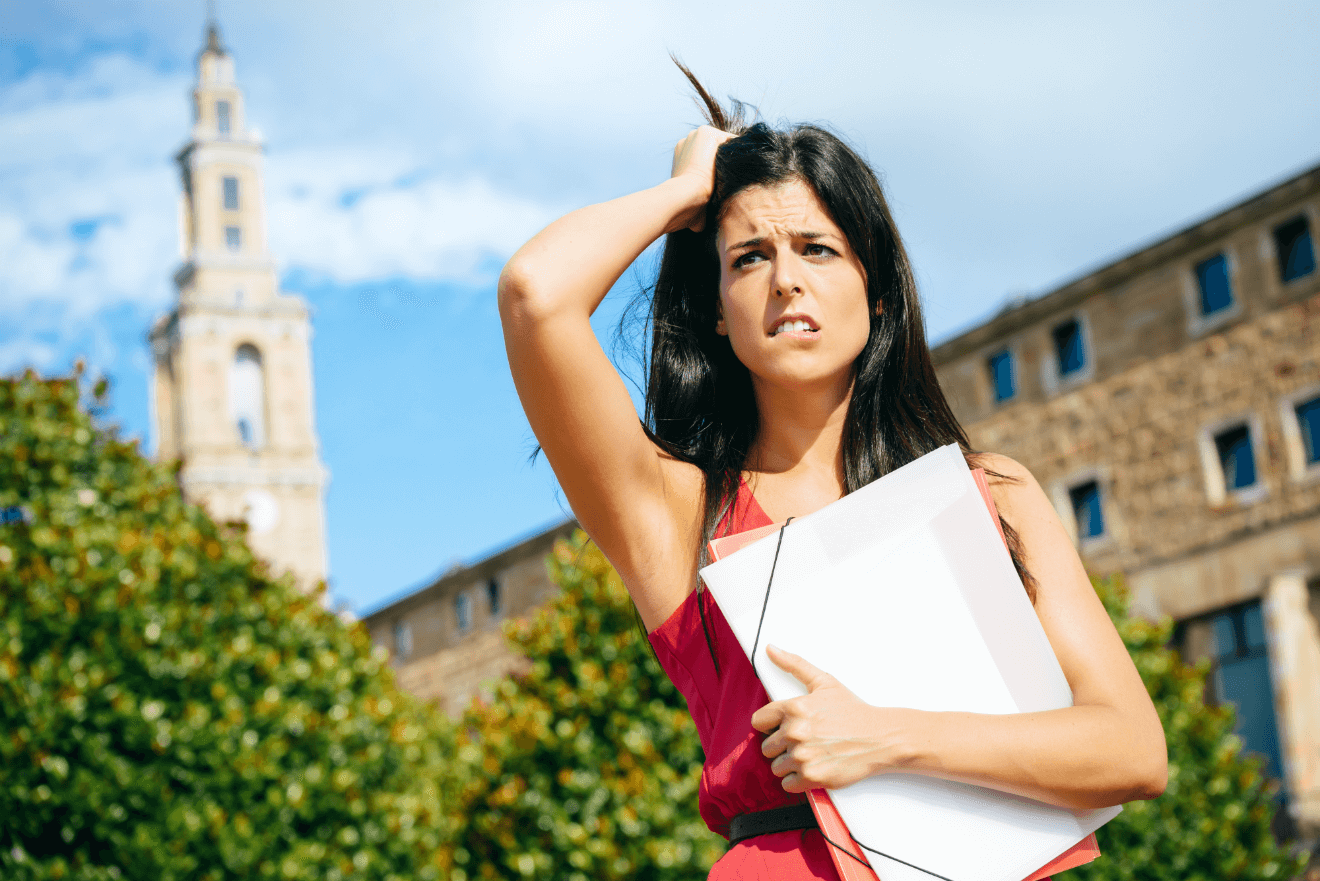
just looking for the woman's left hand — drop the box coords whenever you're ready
[751,645,919,793]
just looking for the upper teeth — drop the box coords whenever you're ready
[775,320,813,335]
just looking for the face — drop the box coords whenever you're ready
[715,178,871,395]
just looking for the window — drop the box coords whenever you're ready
[1068,480,1105,540]
[1051,318,1086,378]
[1274,215,1316,283]
[222,176,239,211]
[1194,253,1233,316]
[455,592,473,633]
[987,350,1015,403]
[1175,601,1284,784]
[228,344,266,450]
[216,100,231,136]
[486,578,502,616]
[392,620,413,660]
[225,226,241,252]
[1296,396,1320,466]
[1214,424,1257,491]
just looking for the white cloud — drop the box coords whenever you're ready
[0,47,562,326]
[0,54,184,317]
[0,335,59,375]
[265,147,559,286]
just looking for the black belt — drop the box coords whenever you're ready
[728,803,818,846]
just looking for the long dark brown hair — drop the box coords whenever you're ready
[639,62,1036,605]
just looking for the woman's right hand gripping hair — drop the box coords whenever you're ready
[669,125,733,232]
[497,125,733,631]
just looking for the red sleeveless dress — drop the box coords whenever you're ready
[648,481,841,880]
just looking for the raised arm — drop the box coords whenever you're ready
[498,126,732,630]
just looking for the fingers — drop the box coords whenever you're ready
[668,126,736,234]
[770,752,810,793]
[770,749,798,778]
[766,644,839,692]
[760,725,786,759]
[750,700,785,734]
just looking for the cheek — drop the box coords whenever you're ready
[718,282,759,337]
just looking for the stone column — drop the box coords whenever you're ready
[1264,571,1320,840]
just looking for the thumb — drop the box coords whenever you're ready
[766,644,838,691]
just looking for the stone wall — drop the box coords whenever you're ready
[364,520,577,715]
[945,291,1320,593]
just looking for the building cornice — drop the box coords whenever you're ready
[182,463,329,490]
[932,160,1320,366]
[361,519,579,623]
[175,136,264,166]
[174,254,278,289]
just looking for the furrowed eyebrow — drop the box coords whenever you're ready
[728,230,828,251]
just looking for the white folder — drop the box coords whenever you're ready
[699,444,1120,881]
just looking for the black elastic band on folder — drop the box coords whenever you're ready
[750,516,793,680]
[748,515,963,881]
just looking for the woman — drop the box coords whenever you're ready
[498,75,1166,880]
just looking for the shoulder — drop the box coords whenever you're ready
[974,451,1031,479]
[973,451,1039,495]
[972,452,1055,527]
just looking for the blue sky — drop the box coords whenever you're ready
[3,1,1319,613]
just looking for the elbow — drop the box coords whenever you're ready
[497,257,535,324]
[1130,718,1169,801]
[497,257,568,328]
[1067,738,1167,809]
[1132,751,1168,801]
[1107,744,1167,806]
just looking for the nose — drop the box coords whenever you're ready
[772,254,804,298]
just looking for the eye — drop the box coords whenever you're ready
[804,243,837,258]
[731,251,765,269]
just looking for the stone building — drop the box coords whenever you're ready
[362,520,577,717]
[148,23,330,589]
[931,161,1320,841]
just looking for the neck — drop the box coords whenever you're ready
[746,372,853,484]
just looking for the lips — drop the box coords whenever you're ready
[769,314,820,336]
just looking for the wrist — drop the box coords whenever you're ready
[655,175,711,233]
[867,706,931,775]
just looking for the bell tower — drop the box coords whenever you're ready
[149,19,330,589]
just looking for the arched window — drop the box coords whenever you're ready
[229,344,267,449]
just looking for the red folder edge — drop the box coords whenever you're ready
[705,468,1100,881]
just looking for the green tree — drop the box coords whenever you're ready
[0,371,456,881]
[446,533,724,880]
[1070,578,1308,881]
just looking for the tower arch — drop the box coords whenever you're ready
[229,342,267,450]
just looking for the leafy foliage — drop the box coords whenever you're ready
[1071,578,1307,881]
[0,371,456,881]
[445,533,724,880]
